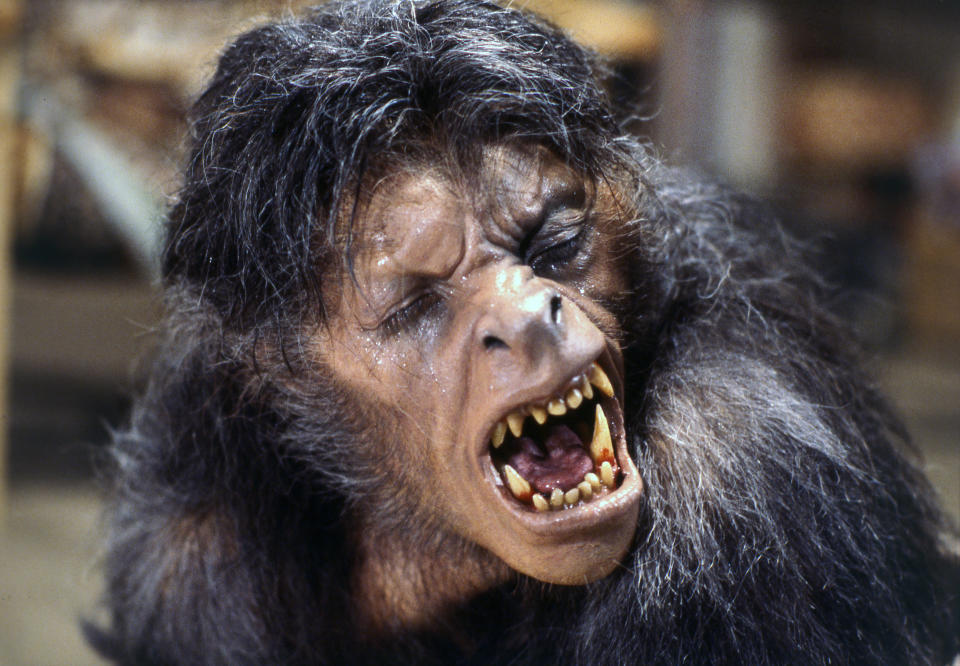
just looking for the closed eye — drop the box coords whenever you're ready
[381,291,444,335]
[528,229,585,276]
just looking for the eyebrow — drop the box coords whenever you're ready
[507,175,590,235]
[356,217,466,316]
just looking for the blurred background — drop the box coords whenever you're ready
[0,0,957,663]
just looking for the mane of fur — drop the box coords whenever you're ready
[92,1,959,664]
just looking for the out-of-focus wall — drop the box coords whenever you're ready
[0,0,21,518]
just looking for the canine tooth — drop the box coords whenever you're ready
[600,461,615,487]
[506,411,525,437]
[589,404,615,465]
[585,472,601,491]
[529,405,548,425]
[503,464,532,500]
[565,387,583,409]
[579,374,594,400]
[577,481,592,500]
[564,487,580,505]
[532,493,549,512]
[588,362,615,398]
[491,421,507,448]
[547,399,567,416]
[550,488,564,508]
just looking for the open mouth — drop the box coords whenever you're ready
[488,361,626,512]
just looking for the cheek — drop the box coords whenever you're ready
[559,267,627,346]
[362,346,482,535]
[330,330,465,472]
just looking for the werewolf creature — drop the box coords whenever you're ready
[93,0,959,663]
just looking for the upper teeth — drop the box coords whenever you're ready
[587,362,614,398]
[506,412,525,438]
[580,375,594,400]
[530,405,548,425]
[491,421,507,448]
[490,361,621,511]
[490,362,615,446]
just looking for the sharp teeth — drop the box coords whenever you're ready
[547,399,567,416]
[491,421,507,448]
[585,472,601,491]
[532,493,549,512]
[529,405,547,425]
[550,488,564,508]
[564,487,580,506]
[600,461,615,487]
[577,480,592,500]
[588,362,615,398]
[579,374,594,400]
[589,404,615,465]
[565,387,583,409]
[506,411,525,437]
[503,464,532,500]
[578,375,593,400]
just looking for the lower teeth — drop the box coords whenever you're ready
[532,494,550,512]
[550,488,564,508]
[509,466,617,511]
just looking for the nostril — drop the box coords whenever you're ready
[483,335,509,351]
[550,295,562,325]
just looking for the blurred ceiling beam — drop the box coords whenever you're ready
[20,86,163,278]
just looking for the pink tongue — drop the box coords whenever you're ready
[507,424,594,494]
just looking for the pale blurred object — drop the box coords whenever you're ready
[51,0,267,98]
[521,0,660,59]
[784,69,934,171]
[0,485,105,666]
[906,140,960,342]
[903,215,960,343]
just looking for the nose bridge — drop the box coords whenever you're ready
[475,255,525,294]
[496,263,540,314]
[471,260,561,353]
[459,256,604,396]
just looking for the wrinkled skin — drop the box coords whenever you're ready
[315,145,642,621]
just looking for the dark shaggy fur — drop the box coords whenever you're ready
[92,0,959,663]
